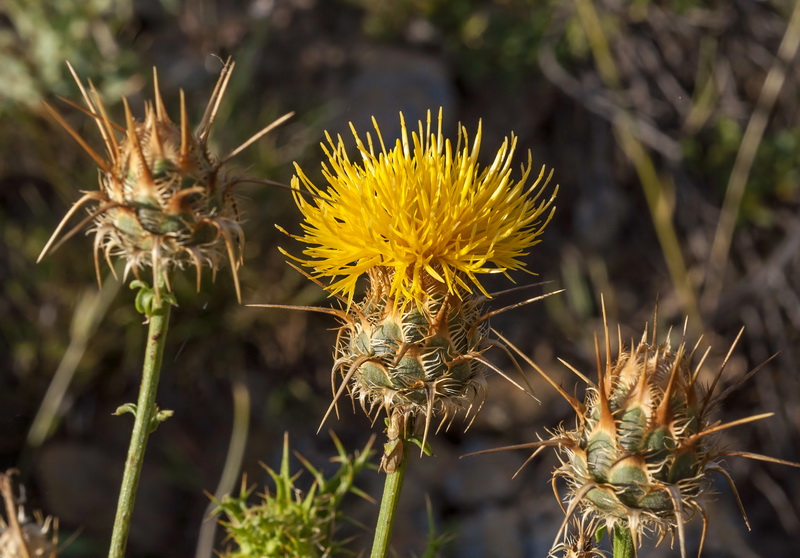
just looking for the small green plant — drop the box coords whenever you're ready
[215,433,375,558]
[0,0,138,115]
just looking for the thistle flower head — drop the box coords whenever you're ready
[268,110,558,457]
[286,108,557,307]
[485,307,800,557]
[39,60,291,301]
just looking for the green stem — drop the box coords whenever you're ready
[108,299,172,558]
[370,439,410,558]
[612,524,635,558]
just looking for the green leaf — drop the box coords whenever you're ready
[407,435,433,456]
[114,403,137,418]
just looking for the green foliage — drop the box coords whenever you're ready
[418,497,453,558]
[347,0,553,82]
[0,0,138,115]
[215,433,375,558]
[683,121,800,227]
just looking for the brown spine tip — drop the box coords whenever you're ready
[122,97,155,191]
[179,89,191,163]
[152,67,169,122]
[42,101,112,174]
[88,79,120,166]
[197,57,235,142]
[65,61,111,150]
[593,334,616,436]
[147,103,166,162]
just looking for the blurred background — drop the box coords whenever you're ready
[1,0,799,556]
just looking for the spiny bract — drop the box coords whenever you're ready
[39,60,291,301]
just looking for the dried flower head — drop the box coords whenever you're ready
[551,516,606,558]
[285,108,557,307]
[475,306,800,557]
[39,59,291,301]
[266,110,558,463]
[0,470,58,558]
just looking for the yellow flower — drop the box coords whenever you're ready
[285,109,557,306]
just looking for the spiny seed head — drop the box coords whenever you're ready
[40,60,291,302]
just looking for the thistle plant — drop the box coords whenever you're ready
[39,60,291,558]
[256,109,558,557]
[477,307,800,558]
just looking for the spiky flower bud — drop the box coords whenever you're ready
[560,332,705,552]
[40,60,291,301]
[491,311,800,557]
[277,110,557,459]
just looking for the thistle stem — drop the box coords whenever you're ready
[108,295,172,558]
[612,525,635,558]
[370,439,410,558]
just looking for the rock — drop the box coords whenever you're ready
[330,46,456,144]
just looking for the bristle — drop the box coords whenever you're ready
[601,295,611,372]
[219,112,295,167]
[41,201,121,261]
[493,329,583,415]
[37,192,105,262]
[593,333,615,435]
[88,79,120,164]
[179,90,190,161]
[700,327,744,416]
[152,67,168,122]
[65,61,110,144]
[474,288,565,326]
[654,341,682,425]
[197,58,235,142]
[147,102,166,161]
[706,465,751,529]
[42,102,111,173]
[687,413,774,442]
[216,222,243,302]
